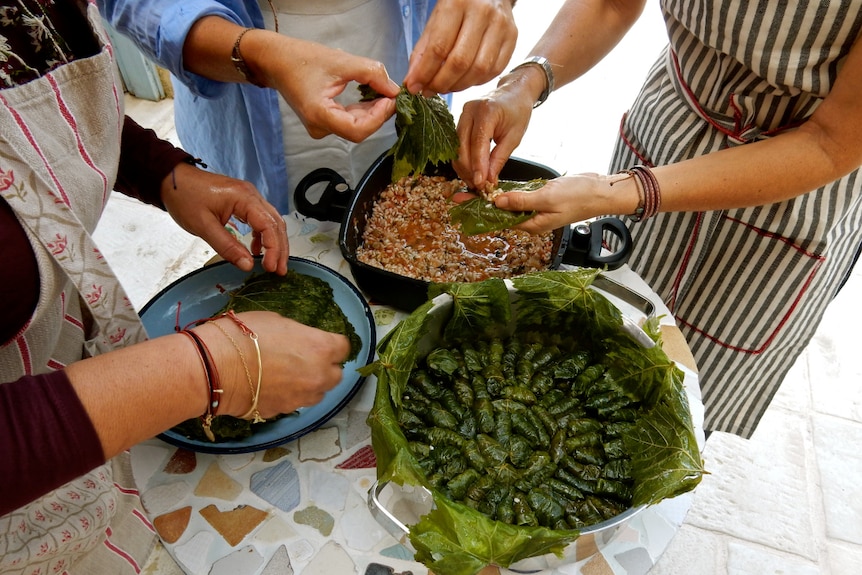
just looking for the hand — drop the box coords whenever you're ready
[453,76,535,189]
[198,312,351,417]
[404,0,517,95]
[254,33,401,141]
[161,162,288,275]
[493,174,616,234]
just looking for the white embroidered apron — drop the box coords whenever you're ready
[608,0,862,437]
[258,0,408,211]
[0,3,158,573]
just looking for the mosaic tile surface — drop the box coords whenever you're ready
[130,217,704,575]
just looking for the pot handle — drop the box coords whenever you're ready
[561,216,632,270]
[294,167,353,222]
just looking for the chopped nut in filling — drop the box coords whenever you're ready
[356,175,554,283]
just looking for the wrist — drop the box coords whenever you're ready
[231,28,266,87]
[601,173,642,217]
[497,67,546,112]
[190,322,247,418]
[504,56,554,108]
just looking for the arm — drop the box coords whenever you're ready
[403,0,519,95]
[101,0,402,142]
[98,0,242,98]
[453,0,645,188]
[1,312,350,515]
[117,116,288,275]
[181,17,401,141]
[0,371,103,515]
[494,29,862,234]
[116,116,192,207]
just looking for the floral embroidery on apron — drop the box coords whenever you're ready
[0,3,156,573]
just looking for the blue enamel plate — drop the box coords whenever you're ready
[139,257,376,454]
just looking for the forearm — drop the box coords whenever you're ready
[507,0,646,103]
[502,115,862,234]
[0,371,104,515]
[66,324,245,460]
[592,125,861,221]
[99,0,244,96]
[183,16,302,88]
[116,116,193,208]
[651,128,856,214]
[628,31,862,215]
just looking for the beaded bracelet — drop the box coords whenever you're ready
[618,164,661,221]
[180,329,223,442]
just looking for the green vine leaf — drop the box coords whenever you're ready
[359,84,459,181]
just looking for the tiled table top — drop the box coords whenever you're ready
[130,216,703,575]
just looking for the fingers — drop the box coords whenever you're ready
[354,60,401,99]
[261,324,351,415]
[453,108,489,186]
[163,164,289,274]
[454,96,525,188]
[404,0,517,95]
[209,225,257,271]
[310,97,397,142]
[244,208,288,275]
[218,313,352,418]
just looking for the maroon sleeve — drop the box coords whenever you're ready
[0,197,38,343]
[0,370,105,516]
[115,116,196,209]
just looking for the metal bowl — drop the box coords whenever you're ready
[366,277,682,571]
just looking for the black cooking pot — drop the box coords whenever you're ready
[294,153,632,311]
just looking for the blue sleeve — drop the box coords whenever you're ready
[97,0,260,98]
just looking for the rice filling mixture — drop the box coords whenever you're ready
[357,175,553,283]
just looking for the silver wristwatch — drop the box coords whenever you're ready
[508,56,555,108]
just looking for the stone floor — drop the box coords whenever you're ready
[105,3,862,573]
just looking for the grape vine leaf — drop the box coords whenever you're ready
[359,84,459,181]
[449,179,547,235]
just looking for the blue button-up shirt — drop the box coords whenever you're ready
[99,0,436,214]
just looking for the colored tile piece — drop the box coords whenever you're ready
[364,562,414,575]
[152,506,192,544]
[307,468,350,510]
[163,448,196,474]
[260,545,293,575]
[254,515,297,543]
[249,460,301,512]
[302,540,355,575]
[343,410,373,450]
[140,481,191,516]
[580,552,615,575]
[194,461,243,500]
[336,444,377,469]
[298,426,341,461]
[379,544,414,562]
[199,504,268,546]
[262,446,291,462]
[293,505,335,537]
[174,531,215,574]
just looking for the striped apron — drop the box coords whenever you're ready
[608,0,862,438]
[0,2,166,572]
